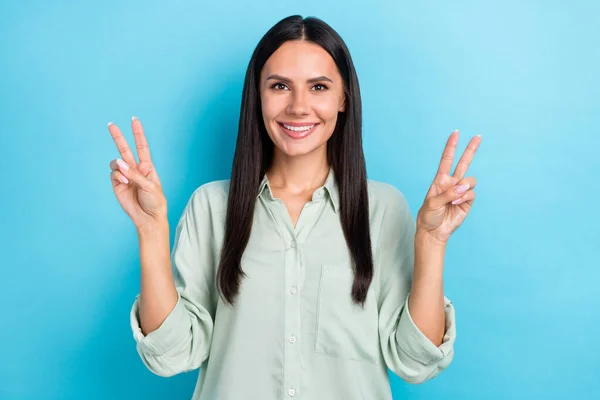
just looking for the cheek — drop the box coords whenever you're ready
[260,92,341,123]
[260,95,277,119]
[313,99,341,123]
[261,91,292,116]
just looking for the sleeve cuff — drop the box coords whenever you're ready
[130,291,192,356]
[396,294,456,365]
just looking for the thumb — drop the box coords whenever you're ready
[429,183,470,210]
[116,159,153,191]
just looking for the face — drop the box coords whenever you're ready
[259,40,346,159]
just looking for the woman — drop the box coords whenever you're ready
[108,15,480,400]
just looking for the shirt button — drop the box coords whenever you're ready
[290,286,298,294]
[289,335,296,344]
[290,240,296,248]
[288,388,296,397]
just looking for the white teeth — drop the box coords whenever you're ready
[282,124,315,132]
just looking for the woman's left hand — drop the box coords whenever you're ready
[416,130,482,244]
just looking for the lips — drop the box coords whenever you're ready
[278,122,320,139]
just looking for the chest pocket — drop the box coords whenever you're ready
[315,262,380,365]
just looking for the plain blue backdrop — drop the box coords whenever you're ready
[1,0,598,399]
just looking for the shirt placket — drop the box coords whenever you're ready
[269,192,325,400]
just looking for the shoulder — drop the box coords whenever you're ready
[187,179,230,214]
[367,179,410,210]
[367,179,416,254]
[366,178,415,234]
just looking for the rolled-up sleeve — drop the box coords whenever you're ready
[129,187,217,377]
[376,186,456,384]
[395,293,456,370]
[131,292,193,357]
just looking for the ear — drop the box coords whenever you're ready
[339,96,346,112]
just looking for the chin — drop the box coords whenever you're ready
[274,141,325,158]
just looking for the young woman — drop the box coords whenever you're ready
[108,15,480,400]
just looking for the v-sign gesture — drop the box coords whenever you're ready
[108,116,168,231]
[416,130,481,244]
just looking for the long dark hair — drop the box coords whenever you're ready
[217,15,373,308]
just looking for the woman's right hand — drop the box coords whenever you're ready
[108,117,167,231]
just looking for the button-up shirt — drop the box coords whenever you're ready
[130,168,456,399]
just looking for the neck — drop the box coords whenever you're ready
[266,146,329,194]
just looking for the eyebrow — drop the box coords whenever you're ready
[266,74,333,84]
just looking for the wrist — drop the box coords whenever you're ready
[136,218,169,238]
[415,228,448,250]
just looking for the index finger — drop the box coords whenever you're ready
[132,116,152,164]
[435,130,459,177]
[108,122,137,166]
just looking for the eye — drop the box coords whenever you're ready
[271,82,288,90]
[312,84,328,91]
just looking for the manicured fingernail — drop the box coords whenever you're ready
[451,197,463,205]
[108,122,114,127]
[132,116,138,121]
[453,129,459,133]
[116,159,129,171]
[455,184,470,194]
[120,176,129,184]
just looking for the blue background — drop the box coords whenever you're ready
[1,0,598,399]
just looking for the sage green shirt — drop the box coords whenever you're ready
[130,168,456,400]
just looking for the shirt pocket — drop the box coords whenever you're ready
[315,262,380,365]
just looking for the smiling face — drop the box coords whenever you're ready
[259,40,346,159]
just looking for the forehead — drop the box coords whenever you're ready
[261,40,339,80]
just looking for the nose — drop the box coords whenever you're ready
[286,90,309,116]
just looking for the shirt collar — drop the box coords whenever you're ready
[257,168,339,214]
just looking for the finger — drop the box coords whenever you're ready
[458,176,477,190]
[109,158,132,174]
[452,190,476,205]
[131,116,152,164]
[109,159,120,171]
[453,135,482,180]
[110,169,129,185]
[108,122,137,167]
[428,177,477,209]
[464,190,476,206]
[115,158,153,190]
[435,130,459,177]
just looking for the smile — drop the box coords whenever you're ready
[278,122,320,139]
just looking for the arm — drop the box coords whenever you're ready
[376,187,456,384]
[137,219,178,337]
[130,187,216,377]
[407,231,448,347]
